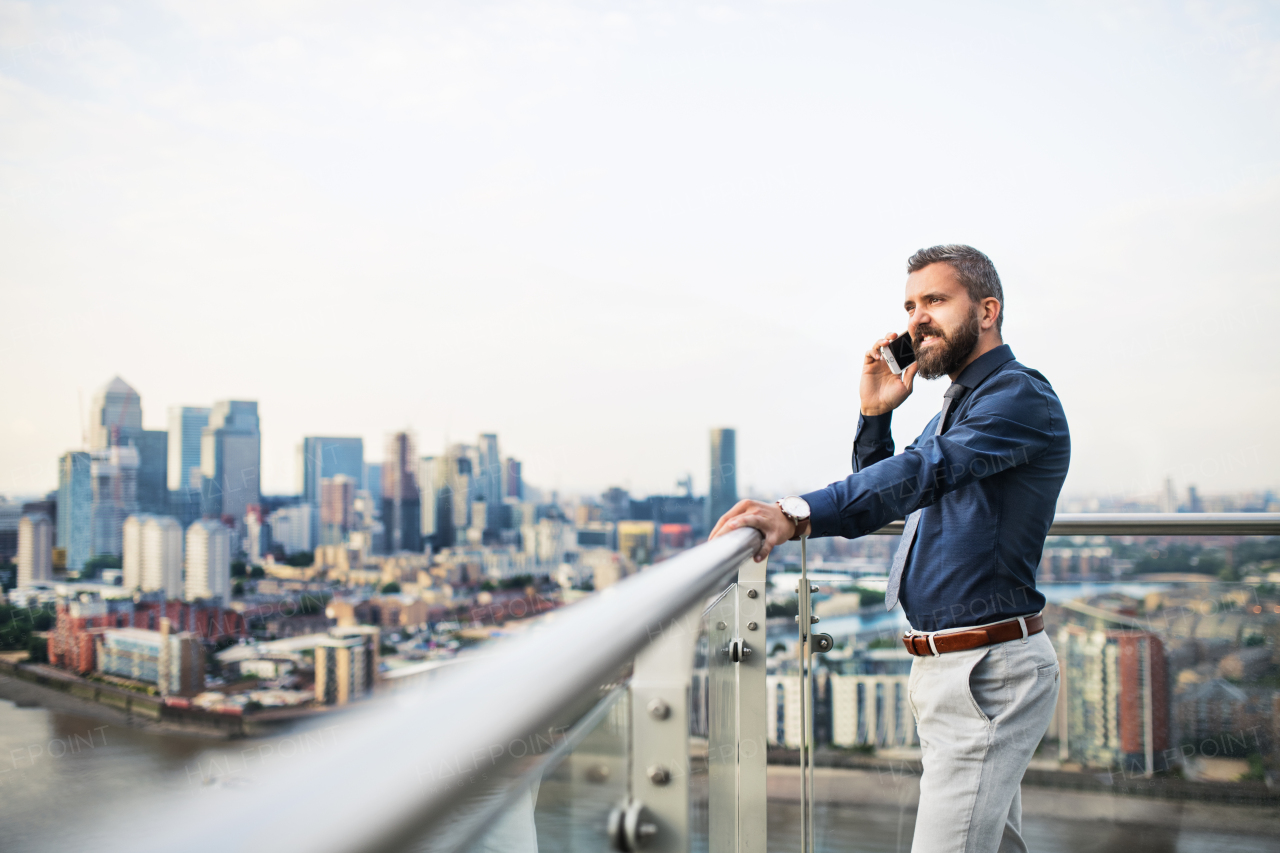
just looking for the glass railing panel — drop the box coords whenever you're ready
[704,585,738,852]
[762,536,1280,852]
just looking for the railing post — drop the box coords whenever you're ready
[735,554,768,851]
[624,600,704,852]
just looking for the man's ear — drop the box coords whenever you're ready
[982,298,1001,331]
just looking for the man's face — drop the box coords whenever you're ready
[904,263,981,381]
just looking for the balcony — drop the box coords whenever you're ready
[81,513,1280,853]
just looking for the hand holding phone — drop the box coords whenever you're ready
[879,333,916,375]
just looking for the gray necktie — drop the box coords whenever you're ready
[884,383,965,611]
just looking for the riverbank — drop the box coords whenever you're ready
[0,659,319,739]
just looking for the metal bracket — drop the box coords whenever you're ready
[728,638,752,663]
[607,798,659,851]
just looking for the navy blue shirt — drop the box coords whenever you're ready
[802,345,1070,631]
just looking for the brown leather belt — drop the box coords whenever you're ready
[902,613,1044,656]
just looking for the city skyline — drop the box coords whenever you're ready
[3,3,1280,502]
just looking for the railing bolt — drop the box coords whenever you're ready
[810,584,819,593]
[647,698,671,720]
[638,822,658,838]
[747,621,758,631]
[647,765,671,786]
[746,588,758,598]
[716,621,727,630]
[811,615,820,624]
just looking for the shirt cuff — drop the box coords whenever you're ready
[800,487,840,539]
[855,411,893,446]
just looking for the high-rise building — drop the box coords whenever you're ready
[381,432,421,553]
[17,514,53,587]
[123,515,184,598]
[418,457,442,546]
[1058,626,1171,774]
[315,635,369,706]
[91,445,139,558]
[299,437,364,506]
[477,434,502,533]
[89,377,167,515]
[363,463,382,504]
[58,451,92,573]
[90,376,143,450]
[709,428,738,526]
[244,505,267,563]
[201,401,261,525]
[320,476,356,546]
[168,406,210,495]
[185,520,231,602]
[504,458,523,500]
[0,499,19,563]
[268,504,313,556]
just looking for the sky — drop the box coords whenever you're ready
[2,0,1279,503]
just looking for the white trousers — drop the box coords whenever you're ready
[907,630,1059,853]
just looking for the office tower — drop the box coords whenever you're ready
[320,476,356,546]
[315,635,369,705]
[504,458,523,500]
[244,505,267,562]
[364,463,382,502]
[168,406,211,491]
[418,457,442,546]
[168,407,210,524]
[90,376,143,449]
[89,377,167,515]
[709,428,738,526]
[134,429,169,515]
[268,504,313,555]
[91,445,139,558]
[1058,626,1170,774]
[201,401,261,524]
[0,499,18,562]
[477,434,502,531]
[17,514,53,586]
[185,520,231,602]
[123,515,184,598]
[57,451,92,572]
[381,432,421,553]
[300,437,365,506]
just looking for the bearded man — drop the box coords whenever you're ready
[711,244,1070,853]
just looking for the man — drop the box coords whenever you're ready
[710,245,1069,853]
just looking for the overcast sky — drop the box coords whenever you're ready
[2,1,1278,503]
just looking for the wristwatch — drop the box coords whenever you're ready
[777,495,811,541]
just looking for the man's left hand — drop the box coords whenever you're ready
[708,499,795,562]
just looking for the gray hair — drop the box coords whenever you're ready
[906,244,1004,332]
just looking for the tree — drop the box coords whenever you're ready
[285,550,314,567]
[232,580,245,597]
[231,560,247,578]
[250,566,265,579]
[381,582,401,594]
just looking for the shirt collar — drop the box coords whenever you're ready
[952,343,1015,391]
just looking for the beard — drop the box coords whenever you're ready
[912,309,981,380]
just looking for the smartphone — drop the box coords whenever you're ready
[879,333,916,375]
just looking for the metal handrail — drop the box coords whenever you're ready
[113,527,764,853]
[873,512,1280,536]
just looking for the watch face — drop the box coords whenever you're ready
[779,496,810,520]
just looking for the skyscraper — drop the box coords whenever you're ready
[57,451,92,573]
[477,433,503,523]
[17,514,53,587]
[709,428,738,526]
[201,401,261,525]
[91,445,139,558]
[381,432,421,553]
[299,437,365,506]
[89,377,167,515]
[123,515,183,599]
[90,377,143,450]
[185,520,231,602]
[320,475,357,546]
[504,458,523,500]
[418,457,442,546]
[168,406,211,491]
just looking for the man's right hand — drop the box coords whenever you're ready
[860,332,918,416]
